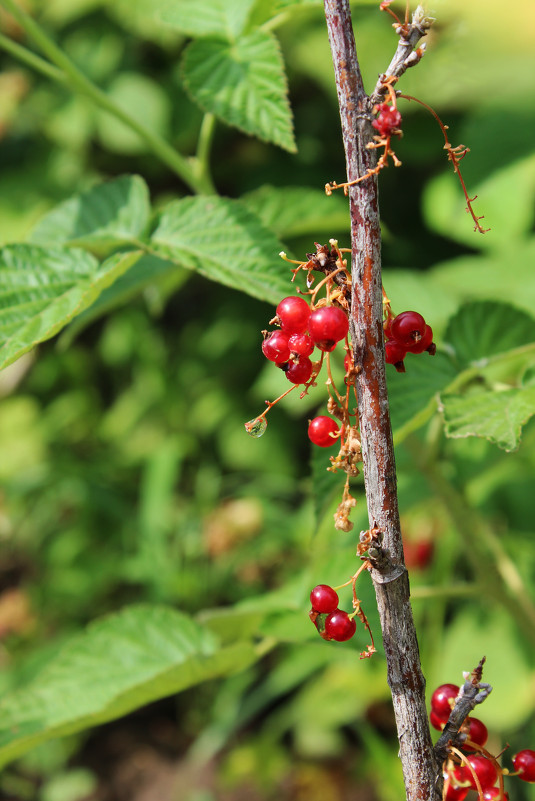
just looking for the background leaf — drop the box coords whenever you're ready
[29,176,151,257]
[150,196,291,302]
[0,605,260,769]
[0,247,142,370]
[181,31,295,152]
[243,185,350,238]
[159,0,257,39]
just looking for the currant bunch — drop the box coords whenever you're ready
[309,584,357,642]
[430,682,535,800]
[384,309,436,372]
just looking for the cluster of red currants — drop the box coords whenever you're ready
[309,584,356,642]
[372,102,402,137]
[262,296,349,386]
[431,683,535,799]
[384,309,436,372]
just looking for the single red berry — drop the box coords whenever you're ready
[324,609,356,642]
[513,749,535,782]
[262,330,291,363]
[406,324,434,354]
[385,340,407,365]
[482,788,509,800]
[276,296,311,334]
[288,333,314,357]
[390,311,427,347]
[443,778,468,801]
[285,356,312,385]
[404,539,434,571]
[308,416,340,448]
[464,755,498,790]
[430,710,444,731]
[431,684,459,718]
[466,717,488,748]
[310,584,339,614]
[308,306,349,351]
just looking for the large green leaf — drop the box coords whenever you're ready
[243,185,350,238]
[440,386,535,452]
[150,196,292,302]
[181,30,295,152]
[444,301,535,368]
[0,605,260,769]
[29,176,151,257]
[0,247,142,370]
[159,0,257,39]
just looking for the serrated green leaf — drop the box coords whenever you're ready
[444,301,535,368]
[182,30,295,152]
[159,0,256,39]
[29,176,151,257]
[0,247,142,370]
[440,386,535,451]
[387,352,458,438]
[150,196,291,302]
[243,185,349,238]
[0,605,260,768]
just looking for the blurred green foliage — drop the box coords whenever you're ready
[0,0,534,799]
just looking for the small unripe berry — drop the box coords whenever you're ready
[308,306,349,351]
[391,311,426,347]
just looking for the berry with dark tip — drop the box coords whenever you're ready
[308,306,349,351]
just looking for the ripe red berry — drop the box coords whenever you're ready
[512,749,535,782]
[262,330,290,363]
[443,778,468,801]
[431,684,459,719]
[308,416,340,448]
[463,755,498,790]
[288,333,314,357]
[482,789,509,800]
[391,311,427,347]
[466,717,488,748]
[276,296,311,334]
[430,710,444,731]
[385,340,407,365]
[406,324,434,354]
[308,306,349,351]
[403,539,434,571]
[310,584,339,614]
[285,356,312,385]
[324,609,356,642]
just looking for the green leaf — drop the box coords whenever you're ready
[181,30,295,152]
[150,196,291,302]
[444,301,535,368]
[0,605,260,768]
[440,385,535,452]
[0,247,142,370]
[387,352,458,439]
[243,185,350,238]
[29,176,151,257]
[159,0,257,39]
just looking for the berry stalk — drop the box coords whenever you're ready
[323,1,440,799]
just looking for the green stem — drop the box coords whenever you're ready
[0,0,213,195]
[0,32,65,83]
[195,113,216,185]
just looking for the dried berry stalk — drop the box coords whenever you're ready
[323,1,441,799]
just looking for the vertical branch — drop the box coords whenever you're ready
[323,1,441,799]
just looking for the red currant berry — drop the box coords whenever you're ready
[385,340,407,365]
[482,789,509,800]
[464,755,498,790]
[513,749,535,782]
[406,324,434,354]
[324,609,356,642]
[276,296,311,334]
[285,356,312,385]
[288,333,314,357]
[443,779,468,801]
[466,717,488,748]
[310,584,339,614]
[308,416,340,448]
[391,311,426,347]
[308,307,349,351]
[403,539,434,571]
[431,684,459,719]
[262,330,290,364]
[430,710,444,731]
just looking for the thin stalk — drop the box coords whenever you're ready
[0,32,65,83]
[323,2,440,799]
[194,113,217,193]
[0,0,212,194]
